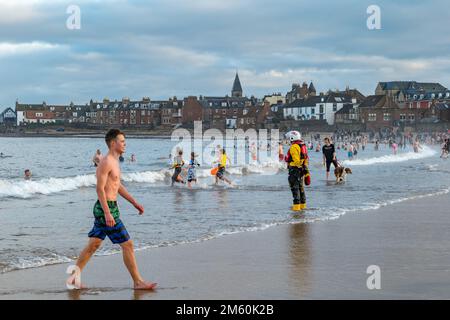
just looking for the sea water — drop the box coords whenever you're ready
[0,137,449,273]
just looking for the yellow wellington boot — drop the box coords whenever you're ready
[300,203,307,210]
[292,204,302,211]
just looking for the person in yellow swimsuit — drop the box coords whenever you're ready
[215,149,233,185]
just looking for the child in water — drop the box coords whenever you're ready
[187,152,200,188]
[392,142,398,155]
[171,150,185,186]
[215,149,233,185]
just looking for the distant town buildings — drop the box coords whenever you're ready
[2,77,449,132]
[285,81,316,104]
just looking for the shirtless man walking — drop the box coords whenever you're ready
[67,129,157,290]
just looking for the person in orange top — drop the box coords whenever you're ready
[284,131,309,211]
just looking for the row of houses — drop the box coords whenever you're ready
[335,82,450,130]
[2,78,450,132]
[5,73,274,131]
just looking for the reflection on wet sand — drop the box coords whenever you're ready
[133,289,156,300]
[288,221,312,297]
[212,189,229,210]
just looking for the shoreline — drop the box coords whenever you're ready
[1,192,450,299]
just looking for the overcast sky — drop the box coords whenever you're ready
[1,0,450,111]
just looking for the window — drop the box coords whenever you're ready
[408,114,415,121]
[333,104,337,112]
[368,113,376,121]
[141,110,146,116]
[319,105,324,113]
[400,114,406,121]
[383,113,391,121]
[311,108,315,114]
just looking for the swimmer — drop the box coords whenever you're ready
[171,150,185,186]
[24,169,32,180]
[215,149,233,185]
[67,129,157,291]
[187,152,200,188]
[92,149,103,167]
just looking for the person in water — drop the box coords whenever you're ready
[278,142,284,161]
[24,169,32,180]
[285,130,309,211]
[347,143,354,159]
[322,137,339,180]
[413,139,421,153]
[92,149,103,167]
[67,129,156,290]
[392,141,398,155]
[130,154,136,162]
[315,143,321,152]
[440,138,449,158]
[187,152,200,188]
[215,149,232,185]
[171,149,185,186]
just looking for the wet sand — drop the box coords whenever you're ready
[1,193,450,299]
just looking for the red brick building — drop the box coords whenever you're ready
[182,96,203,127]
[359,95,430,131]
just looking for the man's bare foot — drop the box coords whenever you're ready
[134,280,157,290]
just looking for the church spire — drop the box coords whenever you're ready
[232,72,243,97]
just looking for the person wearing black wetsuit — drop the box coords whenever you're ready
[322,137,339,180]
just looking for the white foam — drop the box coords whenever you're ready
[0,161,286,198]
[324,187,450,220]
[122,170,167,184]
[341,146,436,166]
[1,254,73,274]
[0,175,97,198]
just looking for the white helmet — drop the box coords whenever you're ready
[286,130,302,142]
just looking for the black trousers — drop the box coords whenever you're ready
[288,167,306,205]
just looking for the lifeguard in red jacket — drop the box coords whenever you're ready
[285,131,310,211]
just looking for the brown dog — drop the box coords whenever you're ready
[334,167,352,183]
